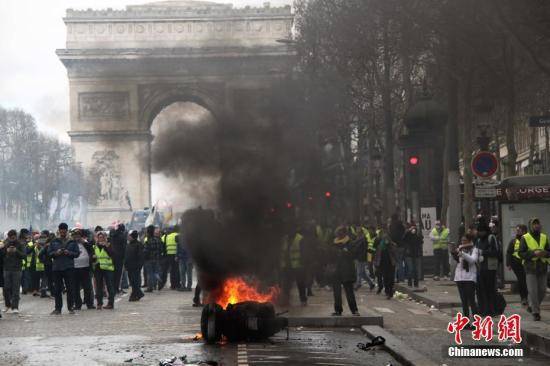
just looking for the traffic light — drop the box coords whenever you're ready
[409,156,420,166]
[325,191,332,198]
[286,202,293,209]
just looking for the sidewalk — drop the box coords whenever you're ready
[277,286,383,327]
[395,278,550,356]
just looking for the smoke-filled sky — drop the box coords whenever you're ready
[0,0,292,141]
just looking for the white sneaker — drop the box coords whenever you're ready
[11,309,19,314]
[3,308,10,313]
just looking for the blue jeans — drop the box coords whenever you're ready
[395,247,406,282]
[145,260,160,291]
[405,257,421,286]
[355,260,374,287]
[179,260,193,289]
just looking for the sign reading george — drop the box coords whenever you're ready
[529,116,550,127]
[471,151,498,178]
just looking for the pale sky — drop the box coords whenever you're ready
[0,0,292,141]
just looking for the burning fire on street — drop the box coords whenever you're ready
[208,277,280,309]
[200,277,287,343]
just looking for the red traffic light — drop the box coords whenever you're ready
[286,202,293,209]
[409,156,420,166]
[325,191,332,198]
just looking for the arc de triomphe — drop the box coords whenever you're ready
[57,1,294,226]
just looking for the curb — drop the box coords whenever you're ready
[286,315,383,328]
[361,325,438,366]
[394,284,461,308]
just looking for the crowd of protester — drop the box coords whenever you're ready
[0,222,193,317]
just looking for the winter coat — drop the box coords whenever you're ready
[389,220,405,247]
[329,236,357,284]
[403,230,423,258]
[110,228,127,262]
[143,236,164,261]
[125,239,144,271]
[475,234,500,271]
[519,218,550,274]
[47,237,80,272]
[452,246,480,282]
[0,240,26,272]
[176,239,190,263]
[373,236,397,268]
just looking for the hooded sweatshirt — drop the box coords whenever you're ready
[519,218,550,274]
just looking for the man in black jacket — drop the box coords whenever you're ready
[519,218,549,321]
[0,229,26,314]
[506,224,529,306]
[47,223,80,315]
[475,219,500,316]
[125,230,144,301]
[403,223,423,288]
[110,224,127,294]
[143,225,163,292]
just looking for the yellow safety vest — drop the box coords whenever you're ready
[522,233,549,264]
[94,245,114,271]
[25,241,34,269]
[281,233,303,269]
[163,232,178,255]
[431,228,449,250]
[363,229,376,262]
[315,225,329,245]
[512,239,521,260]
[34,246,44,272]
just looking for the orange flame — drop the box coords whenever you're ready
[211,277,280,309]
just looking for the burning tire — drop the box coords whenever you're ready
[201,301,288,343]
[201,303,224,344]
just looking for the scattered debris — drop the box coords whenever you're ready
[357,336,386,351]
[159,356,187,366]
[197,361,218,366]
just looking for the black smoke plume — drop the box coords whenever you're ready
[152,80,320,293]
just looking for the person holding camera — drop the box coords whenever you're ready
[93,231,116,310]
[403,222,423,288]
[48,223,80,315]
[452,234,480,326]
[0,229,26,314]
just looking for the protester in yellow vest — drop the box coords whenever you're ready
[93,232,116,310]
[429,221,450,280]
[519,218,550,321]
[330,226,360,316]
[280,225,307,306]
[31,234,48,298]
[505,224,529,305]
[159,227,180,290]
[20,228,33,294]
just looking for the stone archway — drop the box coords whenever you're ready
[57,1,294,225]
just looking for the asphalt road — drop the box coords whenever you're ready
[0,289,399,366]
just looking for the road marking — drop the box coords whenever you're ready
[238,344,248,366]
[309,357,348,360]
[373,307,395,313]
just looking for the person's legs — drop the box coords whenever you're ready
[456,281,469,317]
[3,271,13,308]
[159,257,169,289]
[536,272,547,312]
[186,261,193,289]
[332,282,343,314]
[383,265,395,297]
[52,271,64,311]
[39,271,48,296]
[64,269,76,311]
[405,257,413,286]
[113,260,123,293]
[169,255,180,289]
[395,248,405,282]
[433,249,442,278]
[145,261,156,291]
[465,281,478,316]
[193,285,202,305]
[31,270,40,293]
[179,260,188,289]
[343,281,358,313]
[295,269,307,303]
[81,268,94,307]
[73,268,83,309]
[104,271,116,306]
[511,262,528,302]
[95,270,105,307]
[485,270,497,315]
